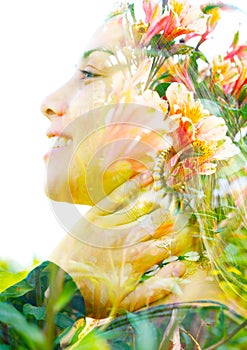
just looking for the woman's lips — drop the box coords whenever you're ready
[49,135,72,148]
[44,134,73,161]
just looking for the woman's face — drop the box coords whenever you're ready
[41,18,151,205]
[42,17,132,204]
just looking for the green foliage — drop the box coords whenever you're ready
[127,312,158,350]
[202,3,238,13]
[155,82,171,97]
[70,329,110,349]
[0,260,30,293]
[0,302,46,349]
[0,263,246,349]
[100,303,247,349]
[0,261,85,349]
[0,279,33,300]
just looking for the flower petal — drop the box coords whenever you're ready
[196,116,228,141]
[213,137,240,160]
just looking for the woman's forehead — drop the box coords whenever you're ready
[79,18,130,69]
[84,18,128,53]
[79,51,114,71]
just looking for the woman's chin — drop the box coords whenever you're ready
[45,158,135,205]
[45,182,94,205]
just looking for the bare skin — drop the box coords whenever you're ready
[43,16,245,319]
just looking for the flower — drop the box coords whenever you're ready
[208,32,247,98]
[211,54,247,101]
[140,0,208,46]
[185,4,222,45]
[224,31,247,62]
[231,57,247,102]
[132,21,149,45]
[196,116,228,141]
[162,83,240,178]
[212,55,240,94]
[157,56,195,92]
[223,33,247,101]
[108,57,153,104]
[134,89,168,114]
[200,4,221,42]
[166,82,209,123]
[142,0,162,23]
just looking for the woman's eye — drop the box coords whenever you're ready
[80,69,99,80]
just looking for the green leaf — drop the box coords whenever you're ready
[217,153,246,177]
[155,82,171,97]
[128,3,136,22]
[0,279,33,301]
[0,302,46,349]
[233,30,240,47]
[238,84,247,105]
[202,3,238,13]
[0,270,28,293]
[71,329,110,349]
[188,54,198,83]
[107,340,131,350]
[192,50,208,63]
[170,44,194,56]
[55,312,74,329]
[23,304,46,320]
[0,346,12,350]
[54,279,77,312]
[127,312,158,350]
[240,103,247,119]
[150,34,162,49]
[213,83,225,99]
[149,71,170,89]
[156,71,170,81]
[218,309,225,329]
[200,99,222,116]
[69,325,86,345]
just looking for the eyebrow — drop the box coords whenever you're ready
[83,47,115,59]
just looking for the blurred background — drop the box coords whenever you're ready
[0,0,246,268]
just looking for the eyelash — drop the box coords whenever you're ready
[80,69,99,80]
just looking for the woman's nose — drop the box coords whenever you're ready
[41,92,68,119]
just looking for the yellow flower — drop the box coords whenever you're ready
[192,139,214,164]
[212,55,239,93]
[196,116,228,141]
[141,0,208,45]
[169,0,208,35]
[231,57,247,101]
[158,56,195,93]
[163,83,239,177]
[134,89,168,115]
[207,7,221,32]
[166,82,209,123]
[132,21,149,45]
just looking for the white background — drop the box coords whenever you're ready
[0,0,246,268]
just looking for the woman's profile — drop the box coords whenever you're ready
[1,0,247,348]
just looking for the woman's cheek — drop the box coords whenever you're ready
[67,80,107,122]
[68,136,98,205]
[67,136,135,205]
[64,73,132,204]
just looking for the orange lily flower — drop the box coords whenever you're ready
[141,0,207,46]
[158,56,196,93]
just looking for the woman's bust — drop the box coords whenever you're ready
[1,0,247,348]
[41,1,246,320]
